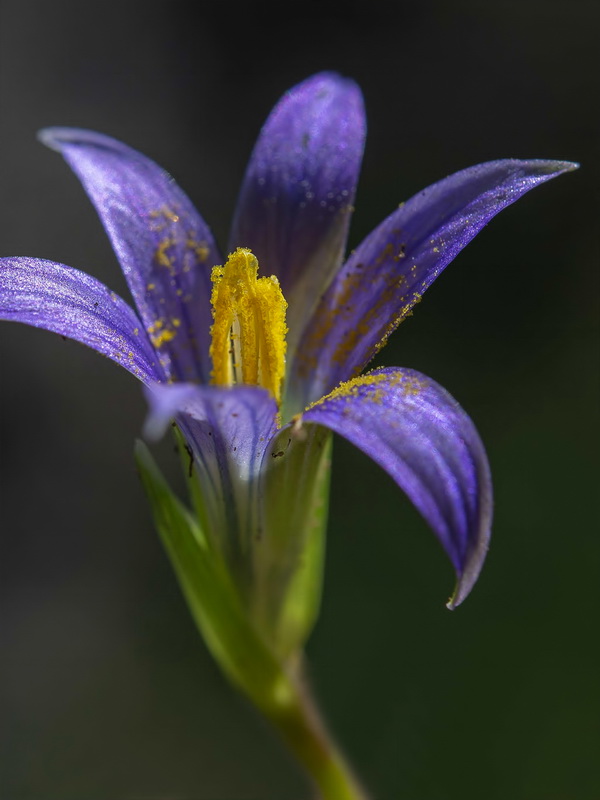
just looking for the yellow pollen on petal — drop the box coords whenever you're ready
[306,369,424,411]
[151,328,177,347]
[148,318,179,348]
[209,248,288,403]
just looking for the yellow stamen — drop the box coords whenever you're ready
[209,248,288,403]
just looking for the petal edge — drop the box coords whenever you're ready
[291,159,578,408]
[39,127,221,382]
[302,368,493,606]
[0,256,162,384]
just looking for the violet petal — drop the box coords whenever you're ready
[144,382,279,561]
[229,72,365,352]
[302,368,492,607]
[144,382,278,476]
[0,257,162,384]
[39,127,221,383]
[291,159,578,408]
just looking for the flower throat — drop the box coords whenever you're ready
[209,248,288,403]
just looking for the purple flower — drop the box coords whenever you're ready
[0,72,575,625]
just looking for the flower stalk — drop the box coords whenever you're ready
[267,665,368,800]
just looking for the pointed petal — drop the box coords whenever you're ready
[39,127,222,382]
[291,159,578,408]
[302,368,493,607]
[229,73,365,351]
[144,382,279,564]
[0,257,162,384]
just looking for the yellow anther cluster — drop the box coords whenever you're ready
[209,248,288,403]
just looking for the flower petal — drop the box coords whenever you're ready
[144,382,279,565]
[39,127,221,382]
[229,72,366,352]
[290,159,578,408]
[301,368,492,607]
[0,256,162,384]
[144,382,279,477]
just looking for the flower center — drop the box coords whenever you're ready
[209,248,288,403]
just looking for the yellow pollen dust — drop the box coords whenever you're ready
[209,248,288,403]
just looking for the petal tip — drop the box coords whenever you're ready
[446,538,491,610]
[38,126,121,154]
[299,69,353,88]
[447,484,492,611]
[142,383,175,441]
[38,126,96,152]
[445,576,473,611]
[290,71,364,111]
[539,159,580,175]
[142,416,168,442]
[445,590,461,611]
[37,126,66,152]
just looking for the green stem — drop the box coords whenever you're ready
[265,660,369,800]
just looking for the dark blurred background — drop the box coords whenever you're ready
[1,1,598,798]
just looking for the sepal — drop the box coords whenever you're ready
[134,440,294,713]
[257,426,333,657]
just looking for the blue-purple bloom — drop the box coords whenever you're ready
[0,73,575,629]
